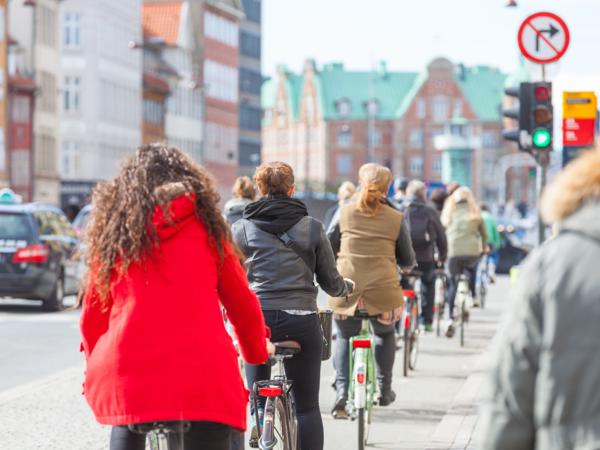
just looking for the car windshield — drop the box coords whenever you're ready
[0,213,33,241]
[73,209,91,231]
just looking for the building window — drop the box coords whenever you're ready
[10,149,30,188]
[63,76,81,113]
[416,98,426,119]
[336,99,351,118]
[11,96,30,122]
[239,140,261,166]
[240,31,260,59]
[36,5,57,48]
[337,128,352,148]
[204,12,239,48]
[367,128,381,148]
[61,141,80,178]
[63,13,81,49]
[241,0,261,23]
[409,156,424,176]
[39,72,57,113]
[453,99,463,117]
[409,128,424,148]
[482,130,499,148]
[239,68,262,95]
[240,105,261,131]
[365,99,379,117]
[336,155,352,176]
[35,134,57,174]
[432,155,442,175]
[204,60,238,103]
[431,95,449,123]
[143,99,163,125]
[205,123,237,163]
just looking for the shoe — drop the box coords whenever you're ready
[473,299,481,308]
[424,324,433,333]
[331,396,348,419]
[446,322,455,338]
[248,426,259,448]
[378,388,396,406]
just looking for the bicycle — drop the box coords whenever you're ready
[129,421,191,450]
[455,270,473,348]
[347,309,378,450]
[251,341,300,450]
[433,268,447,338]
[402,271,421,377]
[476,254,489,309]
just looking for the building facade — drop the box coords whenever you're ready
[59,0,142,207]
[9,0,62,204]
[238,0,261,175]
[262,58,530,205]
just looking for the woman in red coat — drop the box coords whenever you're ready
[79,144,270,450]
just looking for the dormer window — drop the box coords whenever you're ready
[336,99,351,118]
[365,99,379,117]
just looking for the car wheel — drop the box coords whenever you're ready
[43,273,65,312]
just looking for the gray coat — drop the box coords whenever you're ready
[224,197,252,225]
[480,201,600,450]
[232,216,350,311]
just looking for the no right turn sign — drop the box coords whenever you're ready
[518,12,570,64]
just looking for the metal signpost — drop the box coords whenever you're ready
[517,12,570,245]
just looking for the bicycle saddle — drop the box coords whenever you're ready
[354,309,378,319]
[274,340,301,356]
[128,421,191,434]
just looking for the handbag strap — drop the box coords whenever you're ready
[276,231,315,271]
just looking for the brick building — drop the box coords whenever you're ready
[262,57,531,204]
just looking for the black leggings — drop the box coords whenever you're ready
[110,421,232,450]
[245,310,324,450]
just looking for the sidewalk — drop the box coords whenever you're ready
[1,278,510,449]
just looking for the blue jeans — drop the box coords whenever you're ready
[245,310,324,450]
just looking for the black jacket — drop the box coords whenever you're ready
[232,197,350,311]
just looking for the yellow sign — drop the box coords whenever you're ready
[563,92,597,119]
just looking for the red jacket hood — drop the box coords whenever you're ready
[151,193,196,241]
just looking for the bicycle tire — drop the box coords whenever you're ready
[358,408,367,450]
[261,397,292,450]
[403,328,410,377]
[146,433,159,450]
[480,285,486,309]
[409,310,419,370]
[460,302,465,348]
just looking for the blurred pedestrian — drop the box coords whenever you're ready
[403,180,448,332]
[480,148,600,450]
[224,176,256,224]
[393,177,409,204]
[79,144,271,450]
[446,181,460,197]
[323,181,356,230]
[480,204,500,282]
[441,186,487,337]
[429,188,448,215]
[328,163,416,414]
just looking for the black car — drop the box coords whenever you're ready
[0,201,81,311]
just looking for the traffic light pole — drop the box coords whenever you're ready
[535,151,549,245]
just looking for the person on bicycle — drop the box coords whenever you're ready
[79,144,271,450]
[224,176,256,225]
[480,147,600,450]
[441,186,487,337]
[232,161,353,450]
[480,204,500,283]
[323,181,356,230]
[328,163,416,415]
[401,180,448,332]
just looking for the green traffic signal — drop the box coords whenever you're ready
[532,128,552,148]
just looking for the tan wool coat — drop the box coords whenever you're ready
[328,203,405,316]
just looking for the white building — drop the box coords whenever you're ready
[9,0,62,204]
[59,0,142,206]
[142,1,203,163]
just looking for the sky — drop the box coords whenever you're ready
[262,0,600,81]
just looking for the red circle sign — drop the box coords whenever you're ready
[518,12,570,64]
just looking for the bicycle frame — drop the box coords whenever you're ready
[347,318,377,415]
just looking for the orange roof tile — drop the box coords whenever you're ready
[143,2,182,45]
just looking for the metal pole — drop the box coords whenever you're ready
[304,120,310,194]
[536,152,548,245]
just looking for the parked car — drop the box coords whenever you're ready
[0,193,82,311]
[72,204,92,237]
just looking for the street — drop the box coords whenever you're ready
[0,278,508,449]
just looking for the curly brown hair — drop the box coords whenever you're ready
[84,143,233,308]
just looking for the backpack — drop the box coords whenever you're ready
[404,202,432,248]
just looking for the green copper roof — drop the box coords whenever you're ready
[456,65,507,122]
[504,56,531,87]
[395,71,428,118]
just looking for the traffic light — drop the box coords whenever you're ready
[530,82,553,150]
[502,82,553,152]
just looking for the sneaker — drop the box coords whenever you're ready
[446,322,455,338]
[378,389,396,406]
[473,298,481,308]
[331,397,348,420]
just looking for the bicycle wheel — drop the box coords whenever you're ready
[460,302,465,348]
[358,408,367,450]
[480,284,487,309]
[409,310,419,370]
[261,398,292,450]
[403,328,410,377]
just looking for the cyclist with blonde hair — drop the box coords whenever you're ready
[441,186,487,337]
[328,163,415,415]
